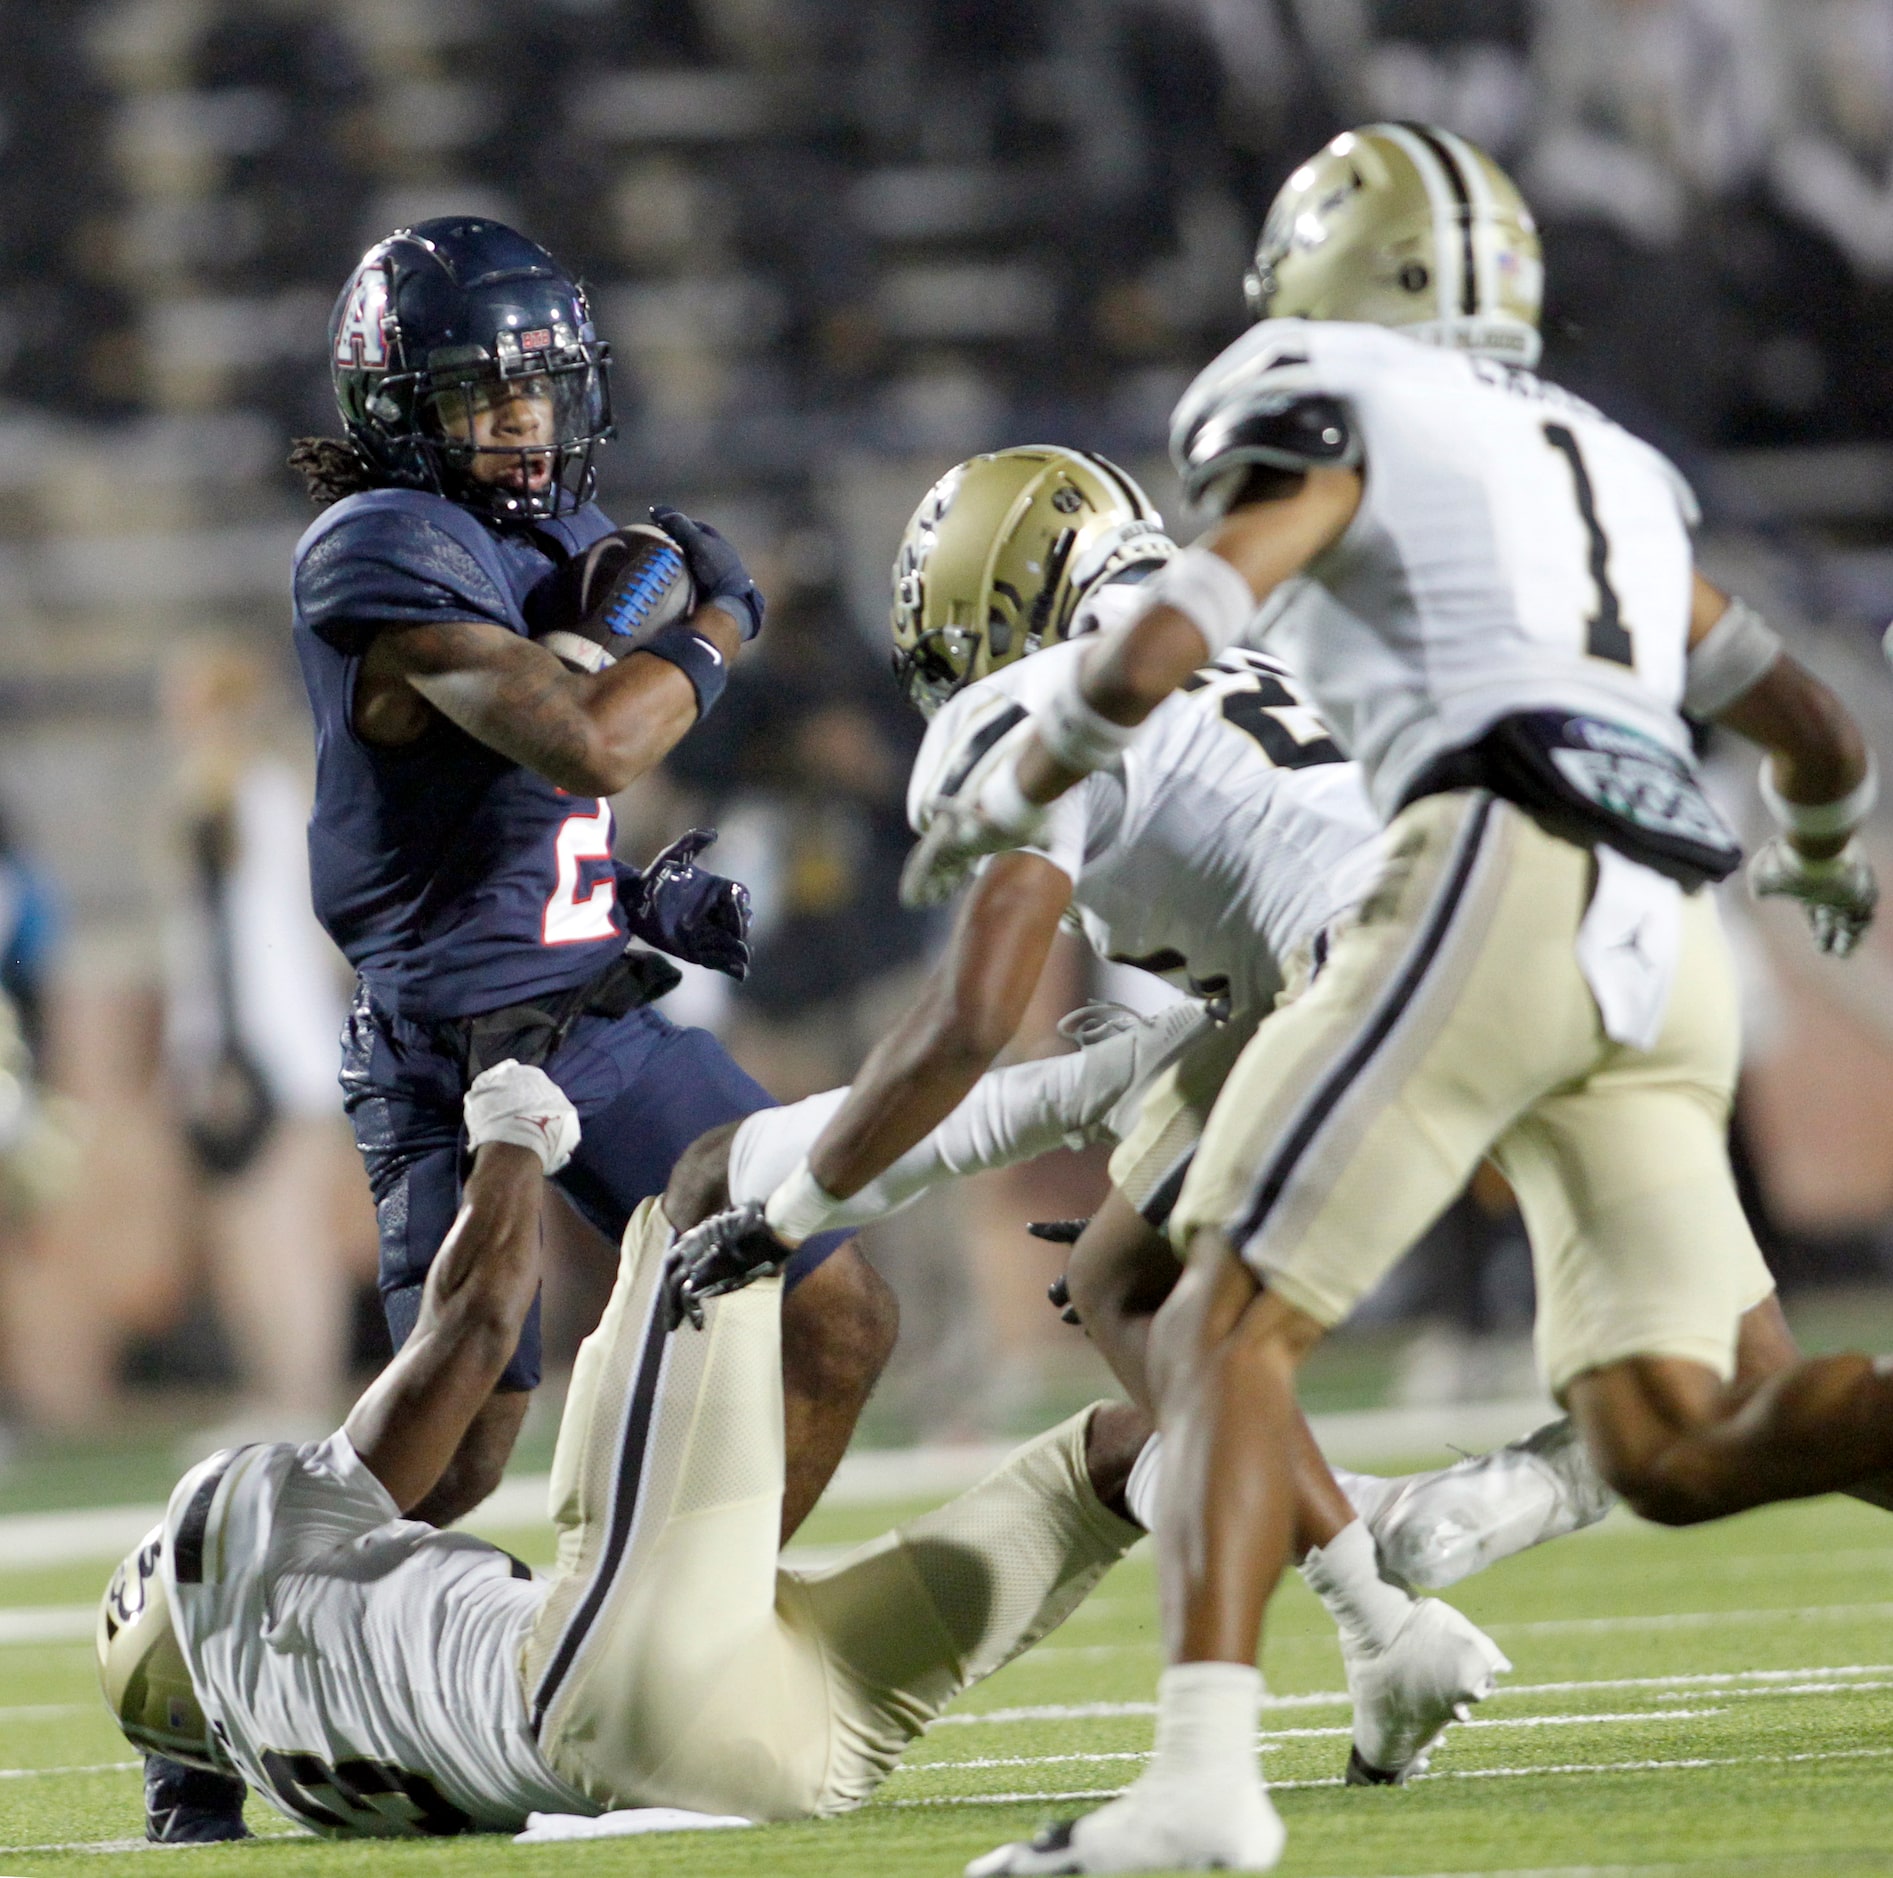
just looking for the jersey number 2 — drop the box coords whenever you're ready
[544,800,619,945]
[1542,422,1633,668]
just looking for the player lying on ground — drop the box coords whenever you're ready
[897,124,1888,1874]
[98,1060,1153,1838]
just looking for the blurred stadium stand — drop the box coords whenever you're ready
[6,0,1893,1442]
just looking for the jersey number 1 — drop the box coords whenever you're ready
[1542,422,1633,668]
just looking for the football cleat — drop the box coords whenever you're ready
[1054,997,1220,1145]
[144,1754,250,1844]
[1356,1417,1617,1593]
[1342,1598,1509,1783]
[664,1200,794,1330]
[967,1778,1285,1875]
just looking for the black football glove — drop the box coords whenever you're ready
[616,829,752,980]
[1030,1219,1090,1326]
[650,504,765,641]
[665,1200,795,1330]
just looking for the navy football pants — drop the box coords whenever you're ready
[339,986,847,1390]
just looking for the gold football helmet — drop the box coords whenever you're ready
[1244,122,1543,367]
[98,1526,224,1772]
[890,446,1175,715]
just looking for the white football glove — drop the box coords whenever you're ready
[1748,836,1878,958]
[900,717,1049,908]
[463,1060,580,1174]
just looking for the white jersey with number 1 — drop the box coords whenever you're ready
[1170,318,1701,819]
[909,584,1385,1012]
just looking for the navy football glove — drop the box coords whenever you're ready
[650,505,765,641]
[617,829,752,980]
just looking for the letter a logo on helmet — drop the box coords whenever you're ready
[333,264,390,369]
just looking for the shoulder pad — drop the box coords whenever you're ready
[295,485,499,570]
[1176,394,1358,513]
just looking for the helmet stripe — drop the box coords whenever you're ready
[1392,122,1477,318]
[1435,125,1501,319]
[1080,450,1153,521]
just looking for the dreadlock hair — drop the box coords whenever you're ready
[287,436,385,506]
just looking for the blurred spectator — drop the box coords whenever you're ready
[1772,0,1893,279]
[0,806,58,1068]
[1525,0,1786,438]
[1359,0,1533,158]
[1528,0,1782,246]
[160,644,367,1434]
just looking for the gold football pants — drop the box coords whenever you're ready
[521,1199,1140,1820]
[1172,791,1775,1395]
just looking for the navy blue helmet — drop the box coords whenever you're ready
[329,217,614,524]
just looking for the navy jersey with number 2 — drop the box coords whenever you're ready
[291,487,840,1390]
[293,486,628,1022]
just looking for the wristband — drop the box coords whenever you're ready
[641,621,730,718]
[763,1158,844,1247]
[1038,667,1140,774]
[1759,751,1877,839]
[1682,597,1782,718]
[1139,543,1256,657]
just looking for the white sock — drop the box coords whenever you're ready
[726,1055,1095,1233]
[1300,1518,1413,1656]
[1146,1662,1265,1788]
[1124,1431,1164,1530]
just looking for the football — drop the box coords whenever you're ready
[539,522,698,673]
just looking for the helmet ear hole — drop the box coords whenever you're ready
[1398,260,1430,293]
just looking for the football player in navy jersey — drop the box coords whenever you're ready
[144,214,904,1848]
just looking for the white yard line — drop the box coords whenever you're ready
[0,1760,138,1780]
[936,1662,1893,1727]
[1489,1602,1893,1635]
[1019,1606,1893,1658]
[885,1741,1893,1808]
[0,1400,1567,1570]
[0,1838,153,1855]
[0,1606,96,1645]
[901,1711,1727,1774]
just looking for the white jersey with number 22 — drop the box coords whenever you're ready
[909,584,1385,1011]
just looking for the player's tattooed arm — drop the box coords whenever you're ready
[355,611,742,795]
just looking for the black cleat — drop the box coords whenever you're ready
[144,1752,250,1843]
[1344,1744,1401,1787]
[1045,1274,1084,1327]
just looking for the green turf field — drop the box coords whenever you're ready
[6,1464,1893,1877]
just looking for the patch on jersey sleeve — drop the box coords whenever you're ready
[1177,394,1358,513]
